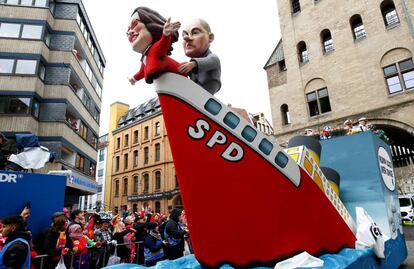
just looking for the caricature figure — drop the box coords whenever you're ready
[179,19,221,95]
[127,7,186,85]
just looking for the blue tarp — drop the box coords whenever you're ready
[15,134,39,149]
[103,232,407,269]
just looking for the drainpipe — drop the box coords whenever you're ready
[401,0,414,39]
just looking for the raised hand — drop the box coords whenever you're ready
[163,17,181,36]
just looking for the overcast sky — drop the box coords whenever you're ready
[82,0,281,135]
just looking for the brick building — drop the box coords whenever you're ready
[264,0,414,192]
[105,99,181,215]
[0,0,105,206]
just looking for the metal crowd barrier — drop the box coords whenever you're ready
[32,241,144,269]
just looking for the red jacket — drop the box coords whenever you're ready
[133,34,186,84]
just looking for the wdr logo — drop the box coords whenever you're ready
[0,173,18,183]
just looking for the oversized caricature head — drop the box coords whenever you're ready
[127,7,179,55]
[182,19,214,58]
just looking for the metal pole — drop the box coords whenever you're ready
[39,256,44,269]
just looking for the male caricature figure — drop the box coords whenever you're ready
[178,19,221,95]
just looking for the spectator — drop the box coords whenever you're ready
[164,208,188,260]
[112,215,133,263]
[94,217,113,268]
[143,222,167,266]
[358,117,369,132]
[304,129,315,136]
[133,213,146,265]
[41,213,69,268]
[0,215,31,269]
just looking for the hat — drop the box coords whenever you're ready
[62,208,69,214]
[52,212,65,219]
[358,117,367,122]
[344,119,352,125]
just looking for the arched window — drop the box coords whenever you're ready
[297,41,308,64]
[281,104,291,125]
[155,143,160,162]
[143,173,149,193]
[321,29,334,54]
[133,175,139,193]
[155,122,161,136]
[306,88,332,116]
[155,171,161,191]
[381,0,399,28]
[350,15,366,40]
[291,0,301,14]
[114,179,119,196]
[123,178,128,195]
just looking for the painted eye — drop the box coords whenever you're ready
[192,30,200,36]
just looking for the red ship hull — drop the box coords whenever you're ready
[158,94,356,268]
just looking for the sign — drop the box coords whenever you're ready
[128,189,180,201]
[378,147,395,191]
[0,171,66,238]
[67,175,99,193]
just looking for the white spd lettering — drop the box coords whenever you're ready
[0,173,17,183]
[188,119,244,162]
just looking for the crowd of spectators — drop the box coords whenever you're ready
[0,205,190,268]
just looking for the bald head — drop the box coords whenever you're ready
[182,19,214,58]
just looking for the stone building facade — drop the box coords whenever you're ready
[265,0,414,192]
[0,0,105,206]
[105,99,181,215]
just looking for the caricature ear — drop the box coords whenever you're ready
[209,33,214,43]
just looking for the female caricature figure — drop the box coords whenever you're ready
[127,7,186,85]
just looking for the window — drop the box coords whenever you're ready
[133,150,138,167]
[291,0,300,13]
[205,98,221,115]
[223,112,240,129]
[115,180,119,196]
[383,58,414,94]
[124,134,129,147]
[143,174,149,193]
[275,152,289,168]
[133,130,138,143]
[144,126,149,139]
[116,137,120,149]
[155,171,161,191]
[0,97,31,114]
[92,107,100,122]
[350,15,366,40]
[306,88,332,116]
[144,147,149,164]
[75,154,85,170]
[133,176,139,193]
[34,0,47,7]
[242,126,257,142]
[281,104,291,125]
[38,62,45,80]
[0,23,21,38]
[32,99,40,118]
[123,178,128,195]
[297,41,308,64]
[78,121,87,139]
[381,0,399,28]
[97,168,104,177]
[15,60,37,74]
[20,0,33,5]
[259,138,273,155]
[0,23,43,39]
[278,60,287,71]
[0,59,14,73]
[21,25,43,39]
[89,163,95,176]
[155,122,161,136]
[124,154,128,170]
[155,143,160,162]
[115,156,120,172]
[321,29,334,54]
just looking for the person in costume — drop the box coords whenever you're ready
[127,6,187,85]
[41,213,69,268]
[143,222,167,266]
[68,224,101,269]
[179,19,221,94]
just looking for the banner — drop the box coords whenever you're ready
[0,170,66,238]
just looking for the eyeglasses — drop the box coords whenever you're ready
[126,19,142,37]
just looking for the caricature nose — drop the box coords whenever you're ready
[183,35,192,42]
